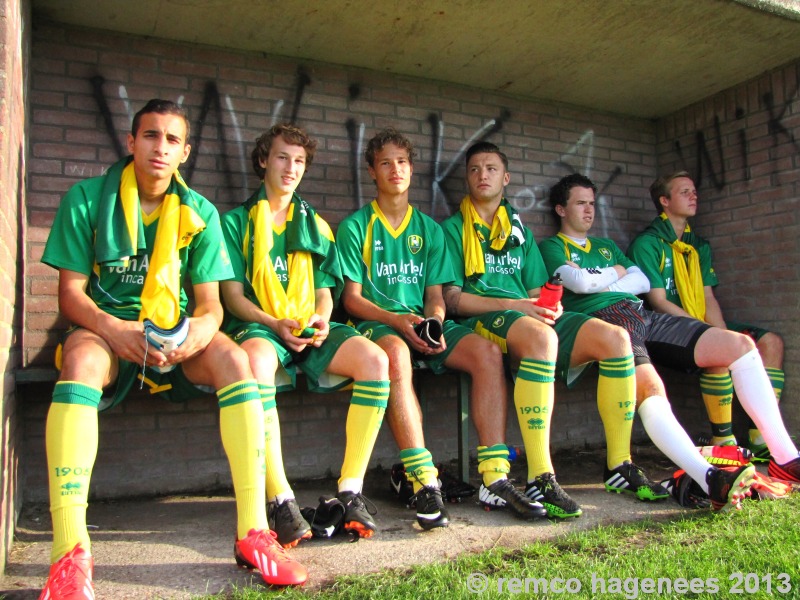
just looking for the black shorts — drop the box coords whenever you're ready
[591,300,711,372]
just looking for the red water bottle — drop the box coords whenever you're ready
[535,274,563,312]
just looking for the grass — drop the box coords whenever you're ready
[195,495,800,599]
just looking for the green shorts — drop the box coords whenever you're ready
[105,361,214,411]
[58,326,213,412]
[461,310,594,388]
[229,321,359,393]
[354,319,472,374]
[726,320,770,343]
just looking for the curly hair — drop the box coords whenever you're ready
[251,123,318,179]
[364,127,416,167]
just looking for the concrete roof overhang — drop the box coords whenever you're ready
[31,0,800,118]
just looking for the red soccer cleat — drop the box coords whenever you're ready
[768,455,800,484]
[39,543,94,600]
[234,528,307,586]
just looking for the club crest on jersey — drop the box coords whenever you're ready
[492,315,505,328]
[407,235,423,255]
[599,248,612,261]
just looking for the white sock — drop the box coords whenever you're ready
[729,349,799,464]
[337,478,363,494]
[270,491,295,504]
[638,395,711,493]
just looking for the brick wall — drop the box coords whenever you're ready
[24,21,798,503]
[655,60,800,435]
[0,0,29,573]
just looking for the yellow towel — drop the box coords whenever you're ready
[460,195,511,278]
[661,214,706,320]
[247,199,315,335]
[113,161,206,328]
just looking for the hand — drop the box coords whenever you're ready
[105,318,167,367]
[390,313,447,355]
[516,298,562,325]
[307,314,329,348]
[275,318,315,353]
[392,313,436,354]
[162,314,219,365]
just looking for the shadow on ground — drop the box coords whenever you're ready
[1,445,695,599]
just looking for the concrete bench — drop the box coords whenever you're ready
[15,362,473,484]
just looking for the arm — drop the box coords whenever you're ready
[554,264,623,293]
[306,287,333,347]
[220,279,317,353]
[164,281,224,364]
[420,284,447,354]
[605,265,651,295]
[58,268,165,367]
[342,279,430,354]
[702,286,727,329]
[443,283,560,324]
[557,261,647,295]
[644,287,694,318]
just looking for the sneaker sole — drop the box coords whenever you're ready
[768,462,800,484]
[279,530,312,549]
[604,484,669,502]
[234,548,307,586]
[344,521,376,539]
[542,503,582,519]
[479,500,546,520]
[712,466,756,512]
[417,515,449,530]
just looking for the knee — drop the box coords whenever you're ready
[515,319,558,359]
[59,341,113,386]
[380,337,413,375]
[212,336,254,375]
[598,324,631,358]
[730,331,757,357]
[758,332,784,357]
[357,345,391,381]
[462,337,504,374]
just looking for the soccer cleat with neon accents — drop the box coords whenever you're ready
[604,461,669,501]
[524,472,582,519]
[337,491,378,538]
[697,445,753,467]
[234,528,307,586]
[478,479,547,519]
[746,441,772,464]
[706,464,755,511]
[267,498,312,548]
[38,543,94,600]
[409,485,449,530]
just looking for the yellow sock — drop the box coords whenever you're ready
[259,384,292,501]
[477,444,510,486]
[597,356,635,469]
[46,382,101,562]
[218,379,268,539]
[515,359,555,480]
[339,380,389,491]
[699,372,734,444]
[400,448,438,493]
[766,367,784,402]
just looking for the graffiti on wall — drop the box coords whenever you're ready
[87,65,632,236]
[86,65,800,231]
[673,84,800,191]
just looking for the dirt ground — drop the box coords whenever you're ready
[1,446,691,599]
